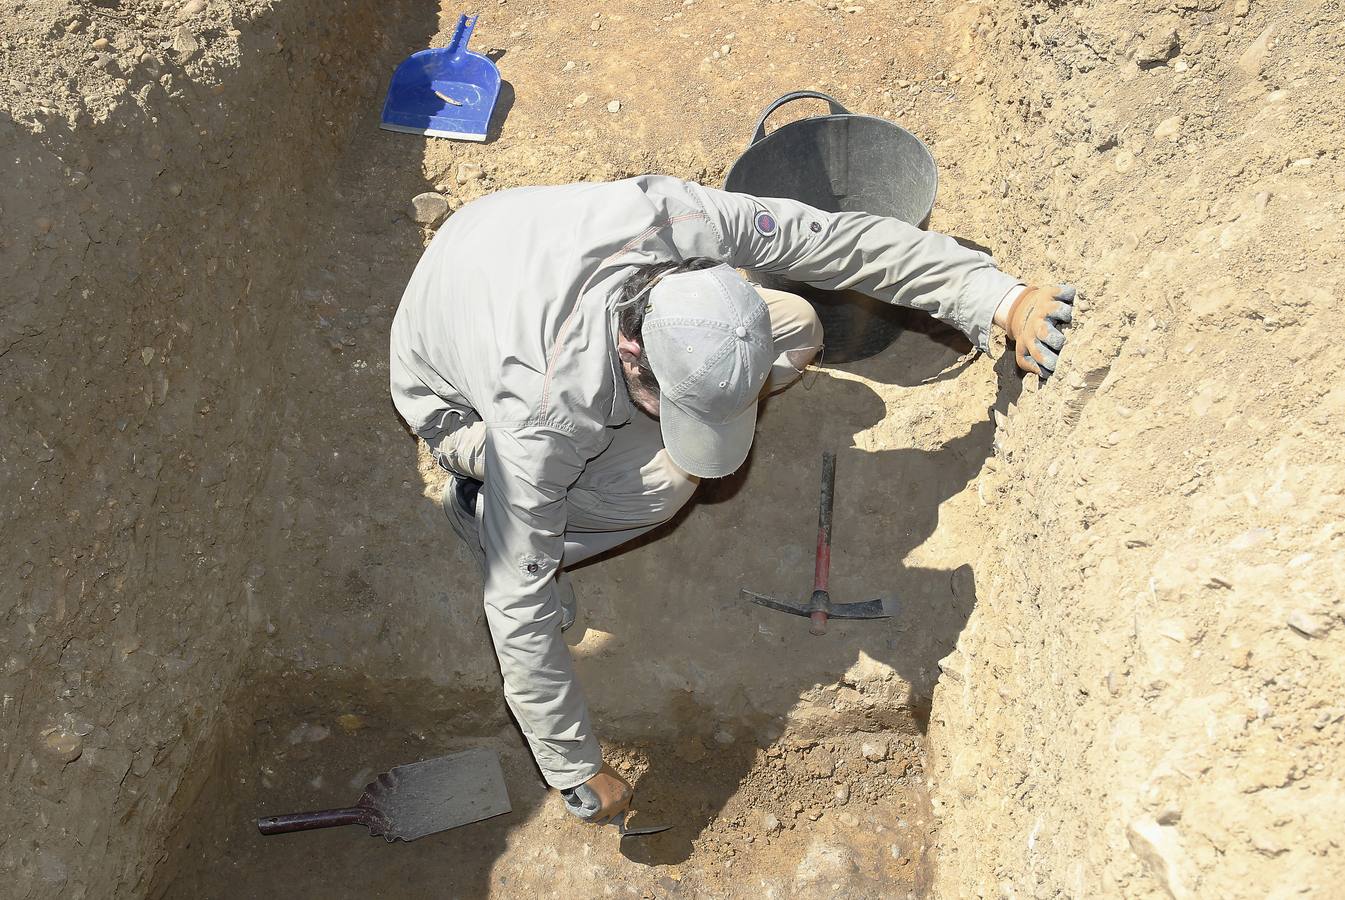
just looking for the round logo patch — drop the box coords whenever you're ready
[754,211,778,238]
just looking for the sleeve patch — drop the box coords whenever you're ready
[754,210,778,238]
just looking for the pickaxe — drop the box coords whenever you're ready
[741,452,893,635]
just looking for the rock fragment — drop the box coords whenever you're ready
[286,723,331,744]
[1287,610,1324,638]
[410,192,450,225]
[1237,25,1277,77]
[607,99,620,113]
[456,162,483,184]
[1154,116,1182,139]
[1135,27,1180,69]
[757,810,782,834]
[42,728,83,763]
[1127,817,1190,899]
[178,0,207,20]
[860,739,890,762]
[171,26,200,59]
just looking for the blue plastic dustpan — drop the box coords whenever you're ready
[380,14,500,141]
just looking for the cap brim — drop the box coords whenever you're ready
[658,394,758,479]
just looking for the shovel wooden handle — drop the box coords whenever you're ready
[257,806,368,835]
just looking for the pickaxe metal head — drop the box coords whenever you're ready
[741,452,896,635]
[742,589,891,635]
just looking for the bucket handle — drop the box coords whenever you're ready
[747,91,851,148]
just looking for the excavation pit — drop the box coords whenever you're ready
[4,0,996,888]
[150,671,935,897]
[14,0,1332,895]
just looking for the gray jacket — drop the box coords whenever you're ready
[389,176,1019,789]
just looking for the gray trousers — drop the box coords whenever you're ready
[434,286,822,567]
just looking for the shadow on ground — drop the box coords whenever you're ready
[566,317,1024,867]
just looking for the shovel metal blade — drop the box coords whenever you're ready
[362,747,512,841]
[258,747,512,842]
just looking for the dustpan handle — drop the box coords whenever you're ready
[748,91,850,147]
[257,806,370,835]
[448,13,479,56]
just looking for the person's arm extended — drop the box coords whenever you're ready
[689,183,1022,352]
[480,424,604,790]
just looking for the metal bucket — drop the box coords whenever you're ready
[724,92,938,362]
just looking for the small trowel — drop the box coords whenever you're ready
[256,747,511,842]
[610,810,673,838]
[561,785,673,838]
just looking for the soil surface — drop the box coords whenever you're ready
[4,0,1342,897]
[154,673,933,898]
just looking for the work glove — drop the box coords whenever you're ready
[1006,284,1076,378]
[560,762,632,824]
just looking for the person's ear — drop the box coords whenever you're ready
[617,334,642,362]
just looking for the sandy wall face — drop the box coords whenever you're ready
[926,2,1345,897]
[0,3,420,895]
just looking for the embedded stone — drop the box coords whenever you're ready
[410,192,450,225]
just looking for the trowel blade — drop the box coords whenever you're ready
[613,810,673,838]
[361,747,512,841]
[620,823,674,837]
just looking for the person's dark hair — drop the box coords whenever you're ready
[617,257,722,348]
[615,257,722,413]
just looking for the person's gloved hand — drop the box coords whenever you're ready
[560,762,633,824]
[1005,284,1076,378]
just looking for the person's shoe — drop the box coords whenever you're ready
[442,475,486,574]
[556,571,578,632]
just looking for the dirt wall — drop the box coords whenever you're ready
[926,1,1345,896]
[0,2,426,896]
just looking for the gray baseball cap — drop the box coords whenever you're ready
[641,265,773,478]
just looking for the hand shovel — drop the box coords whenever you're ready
[256,747,512,842]
[561,784,673,838]
[610,810,673,838]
